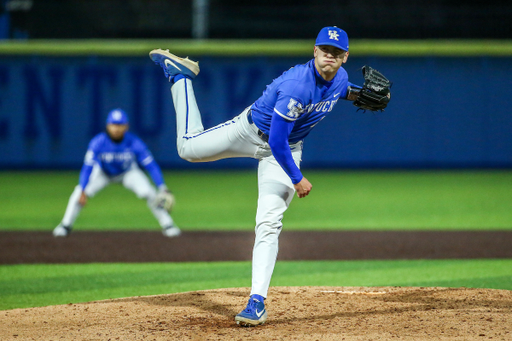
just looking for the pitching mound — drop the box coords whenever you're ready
[2,286,511,340]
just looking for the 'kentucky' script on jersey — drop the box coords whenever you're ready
[250,59,349,143]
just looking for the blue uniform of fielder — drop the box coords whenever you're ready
[79,131,164,190]
[150,26,361,325]
[54,109,180,237]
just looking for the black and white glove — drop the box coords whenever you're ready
[154,185,175,213]
[352,65,392,112]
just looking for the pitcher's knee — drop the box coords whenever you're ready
[255,221,282,235]
[177,146,203,163]
[178,151,201,162]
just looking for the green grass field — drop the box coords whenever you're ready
[1,170,511,311]
[1,170,511,230]
[2,38,511,313]
[2,260,512,311]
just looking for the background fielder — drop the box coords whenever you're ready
[150,26,389,326]
[53,108,181,238]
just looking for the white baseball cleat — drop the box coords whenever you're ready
[149,49,200,81]
[53,224,72,237]
[162,225,182,238]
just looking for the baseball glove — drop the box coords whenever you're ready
[154,190,175,212]
[353,65,392,112]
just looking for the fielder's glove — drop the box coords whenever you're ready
[352,65,392,112]
[154,189,175,213]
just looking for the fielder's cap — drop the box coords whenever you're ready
[315,26,349,52]
[106,108,129,125]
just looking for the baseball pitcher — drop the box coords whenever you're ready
[149,26,391,326]
[53,108,180,238]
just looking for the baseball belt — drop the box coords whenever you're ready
[247,110,269,143]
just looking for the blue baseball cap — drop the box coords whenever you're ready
[106,108,129,125]
[315,26,349,52]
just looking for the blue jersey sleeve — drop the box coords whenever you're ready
[132,137,165,187]
[348,81,362,89]
[79,138,101,190]
[273,80,309,122]
[268,113,303,184]
[143,161,165,188]
[273,95,305,122]
[79,164,94,190]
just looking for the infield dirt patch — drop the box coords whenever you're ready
[2,231,512,340]
[2,230,512,264]
[2,286,511,340]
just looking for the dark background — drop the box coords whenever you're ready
[1,1,511,170]
[2,0,512,40]
[2,55,510,170]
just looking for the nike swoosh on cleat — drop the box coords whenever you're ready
[255,309,264,317]
[165,59,182,71]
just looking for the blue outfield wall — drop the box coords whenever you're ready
[0,55,511,170]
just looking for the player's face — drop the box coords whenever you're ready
[106,123,128,141]
[314,45,348,81]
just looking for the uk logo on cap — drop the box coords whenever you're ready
[106,108,129,125]
[328,30,340,41]
[315,26,349,52]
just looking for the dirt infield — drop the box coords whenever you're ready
[2,286,511,340]
[1,230,512,264]
[1,231,512,340]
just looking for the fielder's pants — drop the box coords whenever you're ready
[171,78,303,298]
[61,164,174,229]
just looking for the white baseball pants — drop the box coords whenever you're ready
[171,78,303,297]
[61,163,174,228]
